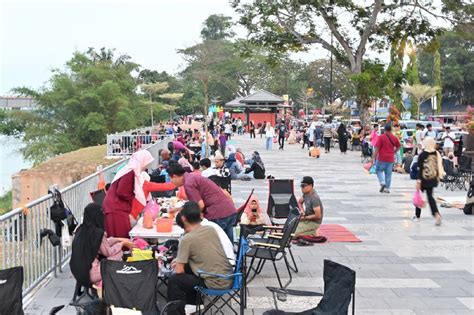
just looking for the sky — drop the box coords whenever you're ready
[0,0,251,94]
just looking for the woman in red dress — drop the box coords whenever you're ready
[103,150,175,237]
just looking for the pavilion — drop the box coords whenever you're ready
[224,90,291,128]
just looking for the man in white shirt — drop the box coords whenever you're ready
[423,124,437,139]
[442,126,455,155]
[199,158,216,177]
[415,124,425,154]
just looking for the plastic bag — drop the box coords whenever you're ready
[143,199,160,220]
[412,189,425,208]
[363,162,372,171]
[369,164,376,174]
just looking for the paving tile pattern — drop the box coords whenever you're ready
[25,135,474,314]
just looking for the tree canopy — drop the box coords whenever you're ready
[8,48,149,164]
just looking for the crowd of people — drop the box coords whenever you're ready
[67,114,472,314]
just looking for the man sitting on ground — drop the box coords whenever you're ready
[168,202,233,315]
[295,176,323,237]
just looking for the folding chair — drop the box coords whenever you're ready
[267,179,298,225]
[194,236,249,315]
[208,175,232,194]
[246,215,300,289]
[90,189,106,207]
[264,260,356,315]
[258,206,301,273]
[101,259,158,313]
[235,189,255,227]
[0,266,24,314]
[459,155,473,190]
[442,159,462,191]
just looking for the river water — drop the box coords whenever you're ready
[0,135,31,195]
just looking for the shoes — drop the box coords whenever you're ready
[379,185,385,193]
[435,214,442,226]
[383,188,390,193]
[412,216,420,222]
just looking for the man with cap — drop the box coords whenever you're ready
[296,176,323,236]
[213,152,230,177]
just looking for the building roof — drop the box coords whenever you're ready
[225,90,286,108]
[240,90,284,104]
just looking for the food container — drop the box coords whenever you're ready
[156,218,173,232]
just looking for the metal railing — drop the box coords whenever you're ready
[106,133,169,156]
[0,137,171,295]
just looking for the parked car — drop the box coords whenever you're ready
[194,113,204,121]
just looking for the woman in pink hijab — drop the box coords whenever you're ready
[103,150,174,237]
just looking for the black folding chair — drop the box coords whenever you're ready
[101,259,158,313]
[267,179,298,225]
[246,215,300,289]
[442,159,463,191]
[258,206,301,273]
[459,155,473,190]
[0,266,24,314]
[264,260,356,315]
[235,189,255,227]
[208,175,232,194]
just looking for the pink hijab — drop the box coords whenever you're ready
[112,150,154,206]
[244,195,263,217]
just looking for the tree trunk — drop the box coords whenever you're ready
[204,80,210,158]
[351,58,371,127]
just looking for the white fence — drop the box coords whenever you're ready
[0,137,170,295]
[106,133,169,156]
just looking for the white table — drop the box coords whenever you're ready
[129,218,184,241]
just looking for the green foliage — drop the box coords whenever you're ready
[403,84,441,119]
[0,191,12,215]
[201,14,235,40]
[6,48,147,164]
[419,31,474,105]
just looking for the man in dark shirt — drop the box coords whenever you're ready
[168,202,233,315]
[168,164,237,242]
[277,120,287,150]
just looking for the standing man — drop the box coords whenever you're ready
[415,124,425,154]
[168,202,233,315]
[295,176,323,237]
[322,119,333,153]
[442,126,455,155]
[277,120,287,150]
[424,123,437,139]
[168,164,237,242]
[373,124,401,194]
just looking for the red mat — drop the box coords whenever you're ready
[317,224,361,242]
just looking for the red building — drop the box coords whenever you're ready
[224,90,290,129]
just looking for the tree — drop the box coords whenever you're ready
[201,14,235,40]
[403,84,441,119]
[232,0,467,125]
[418,31,474,105]
[386,39,406,111]
[140,82,169,126]
[6,48,147,164]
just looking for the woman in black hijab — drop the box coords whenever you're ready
[70,203,132,287]
[337,123,349,154]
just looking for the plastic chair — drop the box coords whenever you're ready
[264,260,356,315]
[194,236,249,315]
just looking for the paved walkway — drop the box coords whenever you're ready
[25,135,474,314]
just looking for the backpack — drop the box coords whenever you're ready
[410,162,418,180]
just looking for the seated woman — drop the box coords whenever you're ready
[245,151,266,179]
[70,203,134,288]
[226,153,250,180]
[240,196,266,236]
[287,128,297,144]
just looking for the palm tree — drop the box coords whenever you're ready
[402,84,441,120]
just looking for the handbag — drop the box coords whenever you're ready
[49,189,67,223]
[143,199,160,220]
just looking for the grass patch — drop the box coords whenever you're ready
[0,190,12,215]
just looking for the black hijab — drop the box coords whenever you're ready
[337,123,347,137]
[70,203,105,286]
